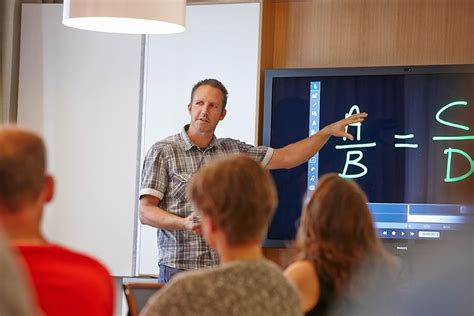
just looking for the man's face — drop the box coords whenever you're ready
[188,85,226,135]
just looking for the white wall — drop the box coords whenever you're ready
[17,4,141,276]
[15,2,261,278]
[138,3,261,275]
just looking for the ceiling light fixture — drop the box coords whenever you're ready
[62,0,186,34]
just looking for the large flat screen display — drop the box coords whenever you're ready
[263,65,474,247]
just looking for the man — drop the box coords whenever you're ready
[0,126,114,316]
[141,155,301,316]
[139,78,366,282]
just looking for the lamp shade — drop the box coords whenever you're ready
[63,0,186,34]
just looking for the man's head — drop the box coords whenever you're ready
[0,126,53,212]
[190,79,228,111]
[188,79,228,135]
[187,155,277,247]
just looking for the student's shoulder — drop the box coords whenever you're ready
[149,270,209,305]
[285,259,316,273]
[141,273,199,316]
[284,260,318,287]
[170,269,212,288]
[50,245,111,277]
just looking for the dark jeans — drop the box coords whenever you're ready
[158,264,185,283]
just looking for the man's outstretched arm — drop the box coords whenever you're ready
[266,113,367,170]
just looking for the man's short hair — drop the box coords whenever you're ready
[187,155,277,246]
[0,127,46,211]
[190,79,228,111]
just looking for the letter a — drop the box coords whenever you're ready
[344,105,362,141]
[339,150,368,179]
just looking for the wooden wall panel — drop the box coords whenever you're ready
[445,0,474,62]
[188,0,257,4]
[268,0,474,68]
[256,0,275,143]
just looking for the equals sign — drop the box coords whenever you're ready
[394,134,418,148]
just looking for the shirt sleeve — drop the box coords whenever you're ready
[139,144,169,200]
[235,141,274,168]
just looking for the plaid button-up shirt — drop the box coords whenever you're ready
[140,125,274,270]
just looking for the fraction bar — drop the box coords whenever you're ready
[335,142,377,149]
[432,136,474,141]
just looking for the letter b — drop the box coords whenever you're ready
[339,150,368,179]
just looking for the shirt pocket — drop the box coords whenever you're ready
[169,172,192,202]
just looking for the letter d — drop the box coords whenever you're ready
[444,148,474,182]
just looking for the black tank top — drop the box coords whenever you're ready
[305,269,335,316]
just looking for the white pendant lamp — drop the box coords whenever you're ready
[63,0,186,34]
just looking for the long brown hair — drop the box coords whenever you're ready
[296,173,393,295]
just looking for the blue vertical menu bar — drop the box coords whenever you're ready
[307,81,321,192]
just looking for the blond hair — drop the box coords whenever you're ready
[187,155,277,246]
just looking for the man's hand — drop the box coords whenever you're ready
[183,212,202,235]
[266,112,368,170]
[321,112,368,140]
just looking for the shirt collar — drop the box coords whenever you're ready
[180,125,221,151]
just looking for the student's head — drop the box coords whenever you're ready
[188,79,228,135]
[297,173,387,290]
[0,126,53,212]
[187,155,277,247]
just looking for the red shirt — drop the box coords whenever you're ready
[16,244,114,316]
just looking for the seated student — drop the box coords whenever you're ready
[0,126,114,316]
[141,155,301,316]
[284,173,398,316]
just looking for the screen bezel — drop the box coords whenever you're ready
[262,64,474,248]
